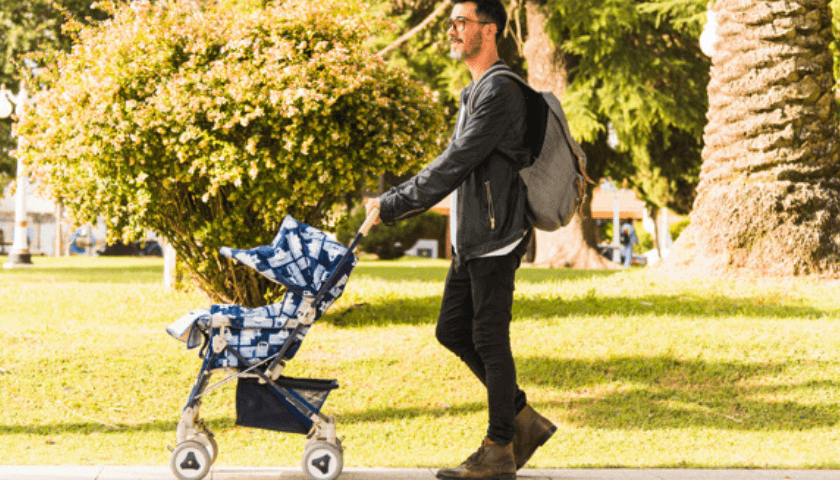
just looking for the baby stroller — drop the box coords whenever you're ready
[165,211,378,480]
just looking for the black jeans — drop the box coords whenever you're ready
[435,235,530,445]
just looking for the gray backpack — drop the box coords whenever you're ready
[468,65,592,231]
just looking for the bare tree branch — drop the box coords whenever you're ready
[505,0,524,56]
[376,0,450,58]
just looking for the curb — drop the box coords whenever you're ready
[2,466,840,480]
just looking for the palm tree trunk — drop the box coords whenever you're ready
[670,0,840,276]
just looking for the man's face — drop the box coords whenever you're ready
[448,2,486,61]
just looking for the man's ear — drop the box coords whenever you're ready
[486,23,498,42]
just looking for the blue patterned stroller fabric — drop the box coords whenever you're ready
[166,215,357,365]
[219,215,353,296]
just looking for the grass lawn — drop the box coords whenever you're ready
[1,255,840,468]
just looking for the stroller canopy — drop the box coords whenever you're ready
[167,216,356,349]
[220,215,352,296]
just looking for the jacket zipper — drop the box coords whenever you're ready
[394,207,425,221]
[484,181,495,230]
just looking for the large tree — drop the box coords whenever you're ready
[667,0,840,276]
[528,0,710,266]
[521,0,613,268]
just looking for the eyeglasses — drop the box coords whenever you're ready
[444,16,492,33]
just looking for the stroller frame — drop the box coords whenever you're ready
[169,211,378,480]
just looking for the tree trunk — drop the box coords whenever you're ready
[650,206,662,259]
[667,0,840,276]
[533,193,616,268]
[523,0,618,269]
[522,0,567,101]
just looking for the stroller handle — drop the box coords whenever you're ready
[360,206,380,237]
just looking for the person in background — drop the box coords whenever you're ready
[619,221,639,267]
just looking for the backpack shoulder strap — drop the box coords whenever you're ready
[466,65,534,115]
[464,66,543,167]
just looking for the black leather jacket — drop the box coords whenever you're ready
[378,62,533,264]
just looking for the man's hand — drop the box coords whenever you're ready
[365,198,381,225]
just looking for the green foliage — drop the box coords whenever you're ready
[378,1,466,102]
[544,0,709,215]
[17,0,447,306]
[670,217,690,242]
[367,0,461,150]
[337,208,446,259]
[636,223,654,252]
[0,0,114,182]
[373,1,526,145]
[598,220,613,244]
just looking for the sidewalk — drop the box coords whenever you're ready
[1,466,839,480]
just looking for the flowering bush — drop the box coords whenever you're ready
[17,0,446,305]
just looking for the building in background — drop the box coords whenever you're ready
[0,182,67,256]
[431,185,684,264]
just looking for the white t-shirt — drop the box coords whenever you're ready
[450,189,522,257]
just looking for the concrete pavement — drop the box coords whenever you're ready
[1,466,839,480]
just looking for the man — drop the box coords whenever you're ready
[365,1,555,479]
[619,221,638,267]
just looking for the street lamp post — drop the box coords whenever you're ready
[1,81,33,268]
[601,179,621,264]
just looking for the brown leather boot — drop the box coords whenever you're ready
[436,437,516,480]
[512,404,556,469]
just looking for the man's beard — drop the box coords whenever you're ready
[449,36,481,60]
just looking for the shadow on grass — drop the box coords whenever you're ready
[351,263,620,285]
[517,354,840,431]
[515,292,833,320]
[0,402,483,436]
[6,356,838,436]
[318,355,840,432]
[0,419,177,435]
[325,292,833,327]
[337,402,486,426]
[0,264,163,284]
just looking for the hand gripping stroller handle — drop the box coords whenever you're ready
[314,206,377,305]
[360,207,379,237]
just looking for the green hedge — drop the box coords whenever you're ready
[337,208,446,260]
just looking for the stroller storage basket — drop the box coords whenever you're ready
[236,377,338,434]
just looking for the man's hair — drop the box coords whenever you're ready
[452,0,507,41]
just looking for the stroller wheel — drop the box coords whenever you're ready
[194,432,219,464]
[170,440,212,480]
[302,441,343,480]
